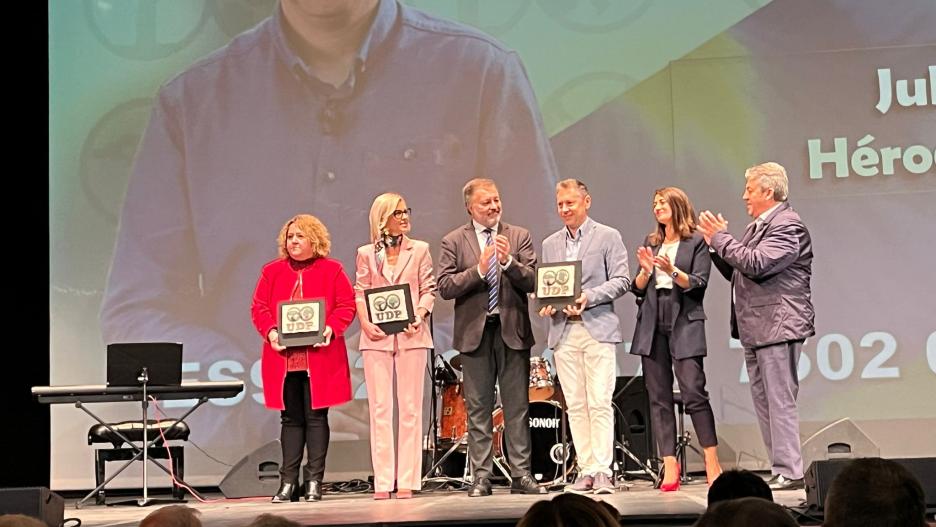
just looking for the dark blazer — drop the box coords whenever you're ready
[709,202,815,349]
[437,221,537,352]
[630,232,711,360]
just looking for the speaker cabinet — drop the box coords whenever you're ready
[612,376,654,472]
[0,487,64,527]
[219,440,282,498]
[801,417,879,471]
[805,457,936,510]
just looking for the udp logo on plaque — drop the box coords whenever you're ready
[364,284,415,335]
[277,298,326,347]
[536,261,582,310]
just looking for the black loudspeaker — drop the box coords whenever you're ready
[805,457,936,510]
[0,487,65,527]
[612,375,654,471]
[219,439,282,498]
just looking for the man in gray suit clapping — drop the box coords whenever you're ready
[438,178,546,497]
[698,162,815,491]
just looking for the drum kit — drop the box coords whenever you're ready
[424,354,658,489]
[425,354,571,487]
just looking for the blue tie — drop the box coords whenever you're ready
[484,229,498,313]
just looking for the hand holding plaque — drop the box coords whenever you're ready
[536,261,582,311]
[276,298,326,347]
[364,284,416,335]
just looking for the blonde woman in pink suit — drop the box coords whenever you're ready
[355,193,436,500]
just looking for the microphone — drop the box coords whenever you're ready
[433,356,458,385]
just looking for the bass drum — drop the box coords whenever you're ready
[492,400,575,486]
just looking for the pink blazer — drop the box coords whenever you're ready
[354,237,436,351]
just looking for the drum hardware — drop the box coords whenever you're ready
[422,352,469,487]
[673,389,702,485]
[422,354,511,486]
[492,399,575,488]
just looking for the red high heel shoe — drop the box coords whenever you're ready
[660,463,681,492]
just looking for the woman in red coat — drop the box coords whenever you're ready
[251,214,355,503]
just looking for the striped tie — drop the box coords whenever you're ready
[484,229,498,313]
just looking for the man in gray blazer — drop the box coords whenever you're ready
[698,162,815,491]
[538,179,630,494]
[438,178,545,496]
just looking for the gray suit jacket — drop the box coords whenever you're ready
[438,221,537,352]
[541,218,630,349]
[710,202,815,349]
[630,232,710,359]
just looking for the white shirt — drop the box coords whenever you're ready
[472,219,512,314]
[654,240,680,289]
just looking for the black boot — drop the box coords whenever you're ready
[272,481,298,503]
[303,480,322,501]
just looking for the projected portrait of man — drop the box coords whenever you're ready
[100,0,558,452]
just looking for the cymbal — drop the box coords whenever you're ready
[449,354,463,371]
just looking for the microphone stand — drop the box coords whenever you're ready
[138,367,151,506]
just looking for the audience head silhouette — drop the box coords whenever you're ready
[824,457,927,527]
[694,497,797,527]
[707,468,773,505]
[139,505,202,527]
[516,493,620,527]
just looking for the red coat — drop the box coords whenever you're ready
[251,257,355,410]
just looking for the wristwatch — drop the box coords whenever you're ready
[671,269,679,278]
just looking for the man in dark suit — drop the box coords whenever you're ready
[698,162,815,491]
[437,178,545,496]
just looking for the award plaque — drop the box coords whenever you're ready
[364,284,415,335]
[277,298,326,347]
[536,261,582,310]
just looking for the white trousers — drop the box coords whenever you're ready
[554,322,616,477]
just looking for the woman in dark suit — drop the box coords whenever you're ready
[630,187,722,491]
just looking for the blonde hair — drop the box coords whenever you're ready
[368,192,405,243]
[745,162,789,202]
[276,214,331,259]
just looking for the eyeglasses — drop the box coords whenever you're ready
[391,208,412,219]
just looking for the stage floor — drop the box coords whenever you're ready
[60,478,813,527]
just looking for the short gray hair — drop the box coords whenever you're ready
[556,178,589,198]
[745,162,788,202]
[462,178,497,207]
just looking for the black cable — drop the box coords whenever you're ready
[783,503,824,524]
[322,479,372,494]
[420,479,468,492]
[150,398,234,467]
[185,438,234,467]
